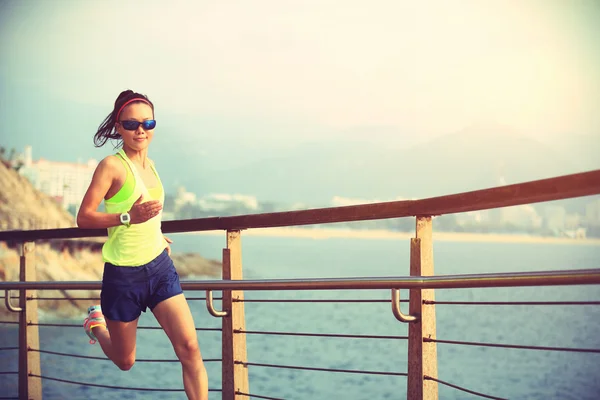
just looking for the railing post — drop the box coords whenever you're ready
[407,217,438,400]
[19,241,41,400]
[222,230,249,399]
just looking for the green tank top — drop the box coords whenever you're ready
[102,149,166,266]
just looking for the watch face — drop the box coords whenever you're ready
[121,213,130,224]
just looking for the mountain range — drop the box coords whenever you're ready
[1,85,598,212]
[160,123,600,212]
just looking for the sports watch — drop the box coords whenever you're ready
[119,212,131,227]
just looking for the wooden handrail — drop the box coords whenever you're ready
[1,169,599,242]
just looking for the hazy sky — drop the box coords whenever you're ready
[1,0,599,143]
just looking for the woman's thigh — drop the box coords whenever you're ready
[152,294,200,356]
[105,317,139,359]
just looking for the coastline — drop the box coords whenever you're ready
[189,226,600,246]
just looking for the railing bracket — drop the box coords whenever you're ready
[206,290,228,317]
[5,290,22,313]
[391,289,419,323]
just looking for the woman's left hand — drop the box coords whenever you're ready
[164,236,173,256]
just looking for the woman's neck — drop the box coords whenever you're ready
[122,146,149,168]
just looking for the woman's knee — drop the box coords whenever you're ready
[114,355,136,371]
[175,337,201,361]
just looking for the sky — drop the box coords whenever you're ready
[0,0,599,157]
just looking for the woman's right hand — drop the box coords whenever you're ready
[128,195,163,224]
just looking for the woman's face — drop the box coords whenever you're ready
[115,102,155,152]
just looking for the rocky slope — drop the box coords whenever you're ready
[0,161,75,231]
[0,161,221,320]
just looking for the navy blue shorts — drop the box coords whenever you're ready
[101,249,183,322]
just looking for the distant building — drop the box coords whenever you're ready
[330,195,412,207]
[564,227,586,239]
[174,187,198,209]
[586,199,600,226]
[455,210,487,226]
[500,205,542,229]
[173,187,260,215]
[543,206,566,231]
[19,146,98,214]
[198,193,259,212]
[564,213,582,230]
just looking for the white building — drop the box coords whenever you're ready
[174,186,198,210]
[19,146,98,213]
[586,199,600,226]
[173,187,260,214]
[330,195,412,207]
[543,206,567,231]
[198,193,259,212]
[501,205,543,229]
[455,210,488,226]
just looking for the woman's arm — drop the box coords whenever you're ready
[77,157,162,229]
[164,235,172,255]
[77,157,122,229]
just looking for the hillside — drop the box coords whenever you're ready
[0,160,75,231]
[0,161,221,320]
[198,123,598,205]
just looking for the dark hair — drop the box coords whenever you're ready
[94,90,154,148]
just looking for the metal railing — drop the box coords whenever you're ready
[3,268,600,291]
[0,169,599,399]
[2,273,600,400]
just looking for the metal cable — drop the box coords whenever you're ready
[27,296,221,301]
[425,375,508,400]
[0,371,18,375]
[0,321,18,325]
[235,361,407,377]
[236,299,600,305]
[236,391,286,400]
[234,299,397,303]
[0,397,19,400]
[17,297,600,306]
[28,297,100,301]
[190,297,222,301]
[29,374,222,392]
[0,347,18,351]
[426,338,600,353]
[27,322,221,332]
[424,300,600,306]
[236,330,408,340]
[29,348,221,363]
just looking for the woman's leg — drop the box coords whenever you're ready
[152,294,208,400]
[93,318,139,371]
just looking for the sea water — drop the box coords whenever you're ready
[1,234,599,399]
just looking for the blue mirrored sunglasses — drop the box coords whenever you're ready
[119,119,157,131]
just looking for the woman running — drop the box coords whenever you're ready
[77,90,208,400]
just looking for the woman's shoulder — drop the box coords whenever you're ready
[98,154,122,167]
[96,155,127,175]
